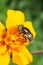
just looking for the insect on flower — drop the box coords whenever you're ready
[18,25,33,42]
[0,10,36,65]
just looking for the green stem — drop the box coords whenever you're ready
[31,50,43,55]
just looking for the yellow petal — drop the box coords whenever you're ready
[21,45,33,63]
[12,50,29,65]
[0,51,10,65]
[6,10,25,29]
[0,45,7,55]
[0,22,5,35]
[24,21,36,38]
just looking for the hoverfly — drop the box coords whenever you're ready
[18,25,33,42]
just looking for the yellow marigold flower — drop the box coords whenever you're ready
[0,10,36,65]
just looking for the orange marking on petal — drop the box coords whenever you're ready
[0,40,5,46]
[18,37,25,44]
[9,27,19,34]
[15,48,19,52]
[13,48,19,52]
[16,33,21,37]
[16,33,23,37]
[1,30,7,38]
[5,36,11,42]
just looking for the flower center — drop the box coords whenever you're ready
[0,27,26,50]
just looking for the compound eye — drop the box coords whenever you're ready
[18,25,24,31]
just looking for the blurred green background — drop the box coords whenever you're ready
[0,0,43,65]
